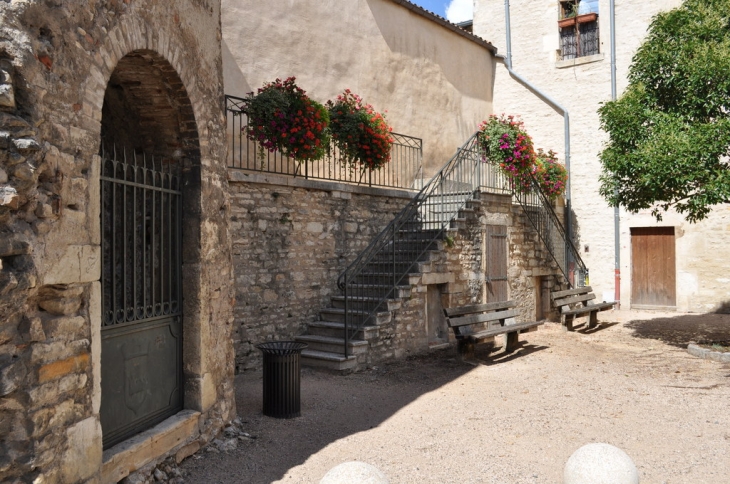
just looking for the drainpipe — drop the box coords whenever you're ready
[610,0,621,308]
[496,0,574,283]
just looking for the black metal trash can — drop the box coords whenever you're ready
[256,341,308,418]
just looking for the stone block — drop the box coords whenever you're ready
[175,440,200,464]
[61,417,102,484]
[42,315,86,341]
[42,245,101,285]
[0,186,19,210]
[0,361,27,397]
[38,352,90,383]
[102,410,200,483]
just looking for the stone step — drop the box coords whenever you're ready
[295,334,369,355]
[350,272,421,286]
[319,307,392,326]
[371,247,442,262]
[300,349,358,372]
[306,320,379,340]
[361,260,428,272]
[341,283,411,299]
[330,296,402,312]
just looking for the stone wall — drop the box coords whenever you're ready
[0,1,235,482]
[228,171,415,371]
[230,176,563,371]
[221,0,496,175]
[351,191,564,367]
[473,0,730,312]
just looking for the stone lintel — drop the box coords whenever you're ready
[420,272,455,285]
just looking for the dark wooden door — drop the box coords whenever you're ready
[486,225,509,302]
[631,227,676,308]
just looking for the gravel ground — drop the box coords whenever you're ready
[180,310,730,484]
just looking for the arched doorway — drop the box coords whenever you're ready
[99,50,201,449]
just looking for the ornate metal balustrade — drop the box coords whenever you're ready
[226,94,423,190]
[335,132,586,355]
[512,175,587,287]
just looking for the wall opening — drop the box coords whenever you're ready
[98,50,201,449]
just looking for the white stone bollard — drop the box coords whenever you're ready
[319,461,389,484]
[564,443,639,484]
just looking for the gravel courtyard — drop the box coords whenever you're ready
[180,310,730,484]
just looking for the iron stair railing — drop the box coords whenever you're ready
[336,133,512,356]
[512,174,587,287]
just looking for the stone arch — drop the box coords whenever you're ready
[100,49,201,162]
[90,18,210,451]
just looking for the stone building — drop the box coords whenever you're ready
[474,0,730,313]
[1,0,574,481]
[221,0,565,372]
[0,1,235,482]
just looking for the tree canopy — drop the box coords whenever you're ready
[598,0,730,222]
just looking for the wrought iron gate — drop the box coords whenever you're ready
[100,148,183,449]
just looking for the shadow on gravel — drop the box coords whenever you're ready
[578,322,619,335]
[472,342,549,366]
[627,312,730,348]
[180,347,481,484]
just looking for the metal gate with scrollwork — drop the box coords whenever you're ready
[100,147,183,449]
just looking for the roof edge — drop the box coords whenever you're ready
[386,0,497,54]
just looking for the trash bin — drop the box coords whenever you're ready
[256,341,308,418]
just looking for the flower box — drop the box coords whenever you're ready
[558,17,576,28]
[577,12,598,23]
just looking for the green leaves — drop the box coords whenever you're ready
[599,0,730,222]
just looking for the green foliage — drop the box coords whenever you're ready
[244,77,329,162]
[478,114,537,193]
[326,90,394,172]
[598,0,730,222]
[535,149,568,200]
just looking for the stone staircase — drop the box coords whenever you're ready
[296,196,480,371]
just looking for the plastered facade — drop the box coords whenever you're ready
[0,1,235,482]
[222,0,495,176]
[473,0,729,312]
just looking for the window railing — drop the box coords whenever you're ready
[225,95,423,190]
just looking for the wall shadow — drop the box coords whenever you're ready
[179,348,487,483]
[627,312,730,348]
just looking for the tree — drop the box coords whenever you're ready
[598,0,730,222]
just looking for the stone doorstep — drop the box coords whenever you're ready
[101,410,201,484]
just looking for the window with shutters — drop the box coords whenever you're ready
[558,0,600,60]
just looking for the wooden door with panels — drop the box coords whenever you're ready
[630,227,676,308]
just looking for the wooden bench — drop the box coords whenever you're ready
[444,300,544,357]
[550,286,615,331]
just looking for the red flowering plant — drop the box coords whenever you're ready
[326,90,394,171]
[477,114,537,193]
[535,148,568,199]
[244,77,329,162]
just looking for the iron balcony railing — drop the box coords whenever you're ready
[225,94,423,190]
[335,131,586,356]
[512,174,587,287]
[336,133,512,356]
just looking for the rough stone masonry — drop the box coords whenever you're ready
[0,1,235,483]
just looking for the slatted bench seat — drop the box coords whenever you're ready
[443,300,543,357]
[550,286,615,331]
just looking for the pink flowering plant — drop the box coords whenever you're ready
[478,114,537,192]
[244,77,329,162]
[326,90,394,171]
[535,149,568,199]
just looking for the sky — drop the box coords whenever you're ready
[409,0,473,23]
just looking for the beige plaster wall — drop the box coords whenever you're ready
[222,0,495,175]
[473,0,729,312]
